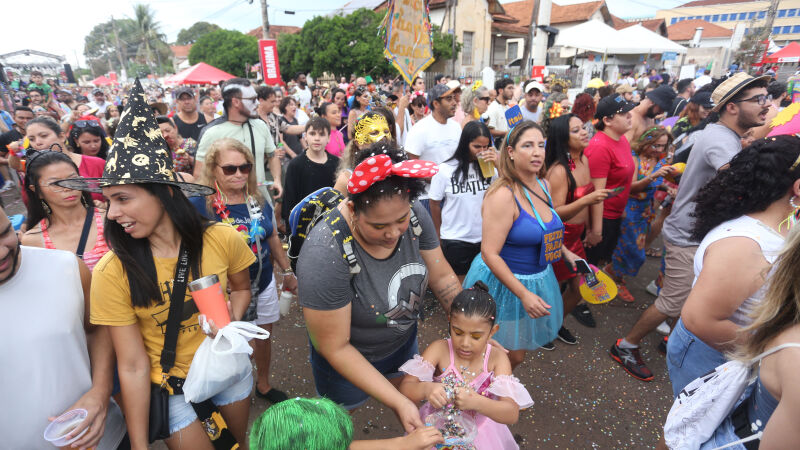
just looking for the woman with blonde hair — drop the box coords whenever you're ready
[191,137,296,404]
[460,82,491,128]
[695,222,800,449]
[464,121,579,364]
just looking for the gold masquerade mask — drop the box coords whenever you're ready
[354,114,391,147]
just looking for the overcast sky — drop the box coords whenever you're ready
[0,0,684,68]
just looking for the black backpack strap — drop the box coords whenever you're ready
[75,206,95,259]
[159,242,189,384]
[326,211,360,275]
[409,206,422,237]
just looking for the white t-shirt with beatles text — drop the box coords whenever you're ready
[429,161,493,243]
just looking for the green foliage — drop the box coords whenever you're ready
[431,25,461,62]
[189,29,259,78]
[277,8,457,82]
[83,4,172,77]
[176,21,221,45]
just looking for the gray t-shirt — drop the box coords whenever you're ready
[297,202,439,360]
[662,122,742,247]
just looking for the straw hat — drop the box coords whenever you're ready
[56,79,214,197]
[711,72,770,112]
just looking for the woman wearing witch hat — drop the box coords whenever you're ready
[58,79,256,449]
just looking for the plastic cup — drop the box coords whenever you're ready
[43,408,89,447]
[477,152,495,178]
[279,289,293,317]
[188,274,231,328]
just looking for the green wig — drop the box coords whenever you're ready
[249,397,354,450]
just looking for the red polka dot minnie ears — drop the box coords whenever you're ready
[347,154,439,194]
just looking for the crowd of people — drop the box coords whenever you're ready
[2,64,800,450]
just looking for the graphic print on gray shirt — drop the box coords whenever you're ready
[297,201,439,360]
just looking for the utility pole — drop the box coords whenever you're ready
[448,0,457,76]
[260,0,270,39]
[520,0,540,78]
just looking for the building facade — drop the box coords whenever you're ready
[656,0,800,45]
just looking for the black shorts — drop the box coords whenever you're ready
[441,239,482,275]
[585,217,623,265]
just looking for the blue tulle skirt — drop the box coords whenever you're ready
[463,255,563,350]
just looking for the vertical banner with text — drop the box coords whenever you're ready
[258,39,283,85]
[382,0,435,85]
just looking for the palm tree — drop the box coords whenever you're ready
[132,4,166,73]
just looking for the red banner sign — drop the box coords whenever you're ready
[258,39,283,85]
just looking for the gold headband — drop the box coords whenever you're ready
[792,152,800,171]
[354,114,390,147]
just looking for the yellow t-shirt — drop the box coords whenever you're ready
[91,223,256,384]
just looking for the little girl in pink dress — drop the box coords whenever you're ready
[399,283,533,449]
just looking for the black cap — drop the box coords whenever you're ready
[690,91,714,109]
[646,86,677,112]
[595,95,637,120]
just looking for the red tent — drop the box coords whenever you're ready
[91,75,115,86]
[165,63,236,85]
[763,42,800,64]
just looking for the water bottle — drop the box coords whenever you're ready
[279,288,293,317]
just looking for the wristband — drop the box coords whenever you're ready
[280,268,294,276]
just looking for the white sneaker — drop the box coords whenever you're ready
[657,320,670,335]
[646,280,659,297]
[0,180,14,192]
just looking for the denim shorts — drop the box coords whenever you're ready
[666,318,727,398]
[310,329,418,410]
[168,369,253,435]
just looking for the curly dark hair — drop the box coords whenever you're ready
[691,135,800,241]
[348,141,426,213]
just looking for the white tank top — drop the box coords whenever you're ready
[0,246,126,449]
[693,215,786,327]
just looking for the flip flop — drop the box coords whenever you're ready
[617,284,635,303]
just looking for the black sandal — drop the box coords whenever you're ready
[255,388,289,404]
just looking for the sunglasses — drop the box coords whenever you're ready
[220,163,252,175]
[478,96,490,101]
[74,120,100,128]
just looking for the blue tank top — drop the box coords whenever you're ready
[745,375,779,435]
[499,181,564,275]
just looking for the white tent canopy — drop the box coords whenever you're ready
[555,20,633,55]
[617,24,687,54]
[555,20,686,56]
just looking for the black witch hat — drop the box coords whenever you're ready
[56,78,214,197]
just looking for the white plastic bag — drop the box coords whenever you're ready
[183,321,270,403]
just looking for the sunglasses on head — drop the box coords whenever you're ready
[220,163,252,175]
[74,120,100,128]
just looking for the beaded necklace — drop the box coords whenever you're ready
[211,183,266,253]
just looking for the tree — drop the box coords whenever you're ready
[176,22,221,45]
[83,5,172,78]
[735,27,768,72]
[133,4,167,71]
[189,29,259,77]
[431,25,461,62]
[277,8,459,82]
